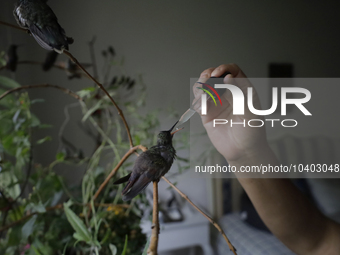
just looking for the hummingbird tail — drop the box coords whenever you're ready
[113,173,131,185]
[121,175,151,201]
[29,24,69,53]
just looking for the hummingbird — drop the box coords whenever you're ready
[114,121,180,201]
[5,44,19,72]
[13,0,73,53]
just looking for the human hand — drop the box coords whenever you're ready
[193,64,268,163]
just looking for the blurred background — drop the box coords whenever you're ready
[1,0,340,254]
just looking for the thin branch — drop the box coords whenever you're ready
[63,50,134,148]
[147,181,159,255]
[93,145,147,201]
[0,20,27,32]
[0,19,133,147]
[162,176,238,255]
[0,84,82,101]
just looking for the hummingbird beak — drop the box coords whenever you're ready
[168,121,179,132]
[171,127,184,136]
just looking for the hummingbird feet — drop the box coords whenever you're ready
[66,37,74,45]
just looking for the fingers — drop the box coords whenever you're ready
[200,67,216,79]
[211,64,246,79]
[193,67,215,98]
[192,64,261,122]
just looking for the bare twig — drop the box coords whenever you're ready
[0,19,133,147]
[93,145,147,201]
[63,50,134,148]
[0,84,82,101]
[0,20,27,32]
[162,176,238,255]
[147,181,159,255]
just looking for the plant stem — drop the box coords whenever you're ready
[93,145,147,201]
[0,20,27,32]
[162,176,238,255]
[63,50,134,148]
[0,19,133,147]
[147,181,159,255]
[0,84,82,101]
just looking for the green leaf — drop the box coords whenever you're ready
[26,201,47,213]
[36,136,52,145]
[82,100,102,122]
[8,224,23,246]
[31,99,45,104]
[63,203,92,243]
[12,110,21,123]
[22,215,37,240]
[142,237,150,255]
[56,152,66,161]
[0,75,21,88]
[31,246,42,255]
[134,135,140,145]
[77,87,95,98]
[109,244,117,255]
[121,235,128,255]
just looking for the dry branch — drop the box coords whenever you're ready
[0,20,27,32]
[162,176,238,255]
[0,84,82,101]
[63,50,134,148]
[147,181,159,255]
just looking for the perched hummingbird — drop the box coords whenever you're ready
[13,0,73,53]
[5,44,18,72]
[114,122,180,201]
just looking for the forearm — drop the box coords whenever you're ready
[228,144,339,254]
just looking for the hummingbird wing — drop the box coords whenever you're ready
[121,151,167,201]
[29,24,69,53]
